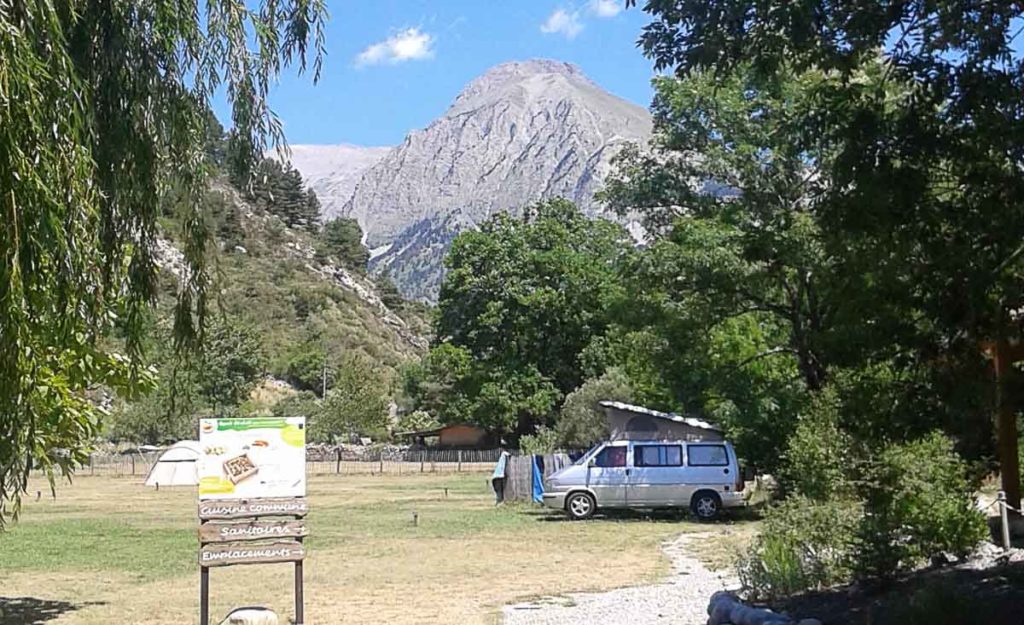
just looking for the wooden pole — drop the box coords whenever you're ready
[457,449,462,472]
[200,566,210,625]
[336,448,341,474]
[420,451,425,473]
[294,559,305,625]
[994,335,1022,514]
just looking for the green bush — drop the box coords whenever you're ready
[738,496,859,601]
[777,387,853,501]
[519,426,560,455]
[853,432,988,580]
[556,368,633,448]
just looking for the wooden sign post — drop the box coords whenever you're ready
[198,498,308,624]
[197,417,308,625]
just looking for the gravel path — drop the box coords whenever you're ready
[503,532,738,625]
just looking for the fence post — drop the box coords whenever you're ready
[336,448,341,474]
[379,452,384,475]
[999,490,1011,551]
[457,449,462,473]
[90,455,94,475]
[420,451,425,473]
[131,455,136,476]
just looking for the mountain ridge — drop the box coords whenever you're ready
[292,59,652,301]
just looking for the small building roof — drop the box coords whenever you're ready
[598,401,723,434]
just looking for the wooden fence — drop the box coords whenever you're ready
[503,453,574,501]
[65,448,503,479]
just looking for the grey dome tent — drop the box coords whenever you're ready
[144,440,200,487]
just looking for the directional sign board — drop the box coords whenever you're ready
[199,520,308,544]
[200,540,306,567]
[198,497,309,520]
[197,418,309,625]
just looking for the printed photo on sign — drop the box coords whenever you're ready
[198,417,306,500]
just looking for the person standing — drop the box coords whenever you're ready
[491,449,510,505]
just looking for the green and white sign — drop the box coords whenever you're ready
[198,417,306,500]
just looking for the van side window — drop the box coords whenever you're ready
[634,445,683,467]
[688,444,729,466]
[594,446,627,468]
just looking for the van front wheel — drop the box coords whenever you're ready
[690,491,721,521]
[566,492,596,520]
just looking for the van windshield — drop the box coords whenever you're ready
[574,443,603,466]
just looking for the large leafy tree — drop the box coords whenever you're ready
[0,0,326,524]
[629,0,1024,507]
[427,199,630,438]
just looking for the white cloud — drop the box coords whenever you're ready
[355,28,435,67]
[540,9,584,39]
[589,0,622,17]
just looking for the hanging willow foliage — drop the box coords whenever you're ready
[0,0,327,526]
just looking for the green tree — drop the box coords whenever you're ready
[430,198,629,438]
[395,410,440,435]
[319,218,370,271]
[374,272,405,311]
[107,318,265,442]
[630,0,1024,511]
[311,354,390,442]
[194,321,266,411]
[249,159,320,230]
[557,368,633,448]
[0,0,325,522]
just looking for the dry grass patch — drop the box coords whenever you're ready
[1,473,704,624]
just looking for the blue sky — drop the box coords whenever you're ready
[229,1,657,146]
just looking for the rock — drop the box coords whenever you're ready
[219,607,279,625]
[707,591,792,625]
[294,59,653,302]
[930,551,959,567]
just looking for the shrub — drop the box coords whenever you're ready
[853,432,988,581]
[519,426,560,455]
[556,368,633,448]
[395,410,439,434]
[777,387,853,501]
[738,496,859,601]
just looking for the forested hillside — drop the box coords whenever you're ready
[106,157,429,444]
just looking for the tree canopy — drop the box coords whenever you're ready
[629,0,1024,504]
[409,199,630,439]
[0,0,326,525]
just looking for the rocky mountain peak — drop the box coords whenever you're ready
[292,59,652,302]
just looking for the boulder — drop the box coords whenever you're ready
[706,592,821,625]
[219,607,279,625]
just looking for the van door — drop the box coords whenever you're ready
[628,443,687,506]
[685,443,733,491]
[586,443,628,507]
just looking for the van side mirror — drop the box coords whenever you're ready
[588,458,596,468]
[742,466,756,482]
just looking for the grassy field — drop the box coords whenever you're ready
[0,472,752,624]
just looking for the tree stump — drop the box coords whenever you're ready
[219,607,279,625]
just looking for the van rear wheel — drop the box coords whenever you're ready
[566,492,596,520]
[690,491,721,521]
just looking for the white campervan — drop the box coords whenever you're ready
[542,439,747,520]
